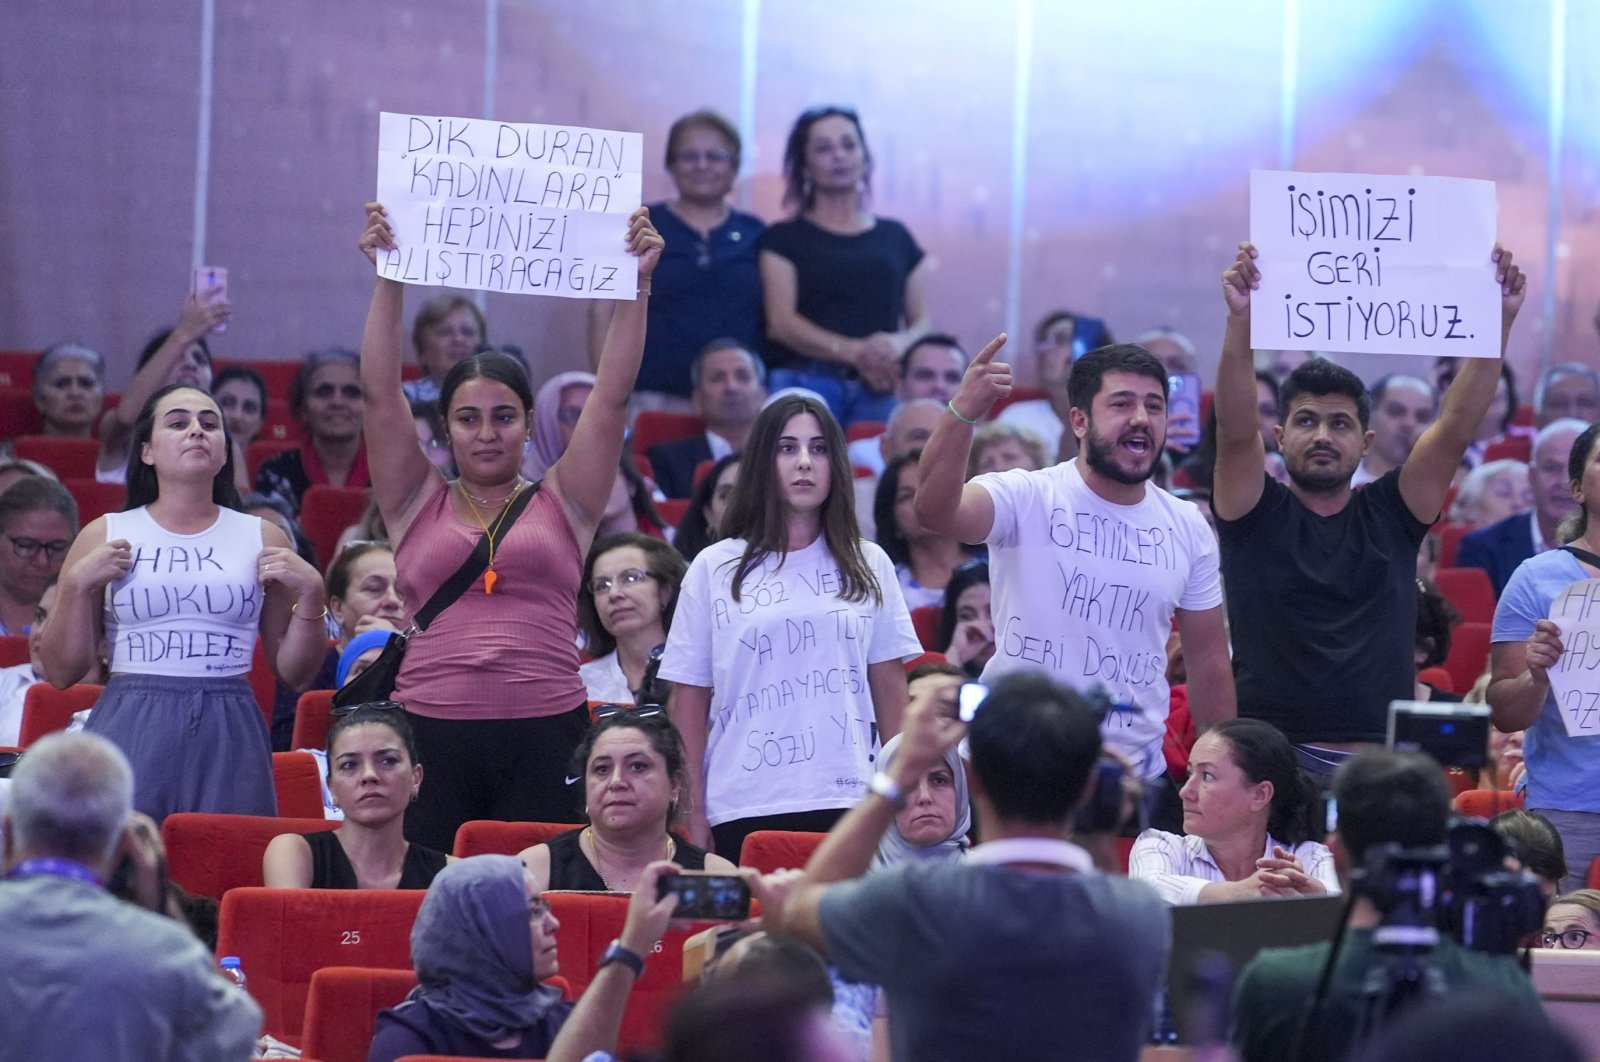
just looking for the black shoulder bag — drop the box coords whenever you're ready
[332,482,540,707]
[1560,543,1600,568]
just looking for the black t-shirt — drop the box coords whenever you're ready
[1216,469,1431,743]
[543,827,709,891]
[758,216,923,370]
[302,830,449,890]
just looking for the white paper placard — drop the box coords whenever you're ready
[1248,169,1499,358]
[375,112,642,299]
[1547,577,1600,738]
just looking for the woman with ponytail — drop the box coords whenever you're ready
[1129,718,1337,904]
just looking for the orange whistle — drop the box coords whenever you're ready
[484,570,498,595]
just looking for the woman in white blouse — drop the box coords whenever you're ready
[1129,718,1337,904]
[576,533,686,705]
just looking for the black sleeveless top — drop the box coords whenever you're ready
[302,830,449,890]
[544,827,709,891]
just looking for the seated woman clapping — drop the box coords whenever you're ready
[1128,718,1337,904]
[519,710,736,892]
[263,704,450,889]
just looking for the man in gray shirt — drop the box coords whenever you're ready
[0,732,260,1061]
[757,671,1169,1062]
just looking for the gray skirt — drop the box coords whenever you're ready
[83,673,276,821]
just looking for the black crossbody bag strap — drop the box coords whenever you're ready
[411,480,540,633]
[1559,543,1600,569]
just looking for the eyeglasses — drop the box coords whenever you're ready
[6,535,70,562]
[592,704,667,723]
[589,568,655,596]
[311,383,364,401]
[529,895,551,922]
[1543,927,1593,950]
[331,699,404,718]
[674,148,733,166]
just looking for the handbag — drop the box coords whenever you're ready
[332,482,540,707]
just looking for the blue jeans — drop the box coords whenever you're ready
[769,366,898,427]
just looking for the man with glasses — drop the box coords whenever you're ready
[1230,749,1541,1062]
[0,477,78,637]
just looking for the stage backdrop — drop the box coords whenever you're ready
[3,0,1596,391]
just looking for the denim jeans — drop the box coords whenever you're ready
[769,366,898,427]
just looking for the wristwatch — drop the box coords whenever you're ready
[599,939,645,979]
[868,771,907,809]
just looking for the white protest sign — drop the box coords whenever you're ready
[1248,169,1500,358]
[375,112,642,298]
[1548,578,1600,738]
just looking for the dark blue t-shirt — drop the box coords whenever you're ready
[637,202,765,397]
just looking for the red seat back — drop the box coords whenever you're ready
[739,830,828,873]
[0,351,39,390]
[1417,666,1456,695]
[1441,621,1492,697]
[301,966,420,1062]
[19,683,102,746]
[845,420,885,443]
[656,498,689,528]
[62,477,126,525]
[1482,436,1532,464]
[1453,788,1524,818]
[631,411,704,454]
[273,751,326,818]
[291,689,339,752]
[249,642,276,732]
[0,635,28,668]
[161,812,336,899]
[301,484,371,570]
[1433,566,1497,624]
[0,388,41,436]
[988,386,1047,418]
[258,401,298,443]
[451,819,576,858]
[246,439,299,480]
[1588,856,1600,890]
[12,436,100,479]
[216,887,425,1045]
[910,605,943,653]
[1436,522,1475,569]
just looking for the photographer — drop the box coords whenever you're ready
[1229,749,1541,1062]
[753,671,1168,1062]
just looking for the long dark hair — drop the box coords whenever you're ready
[124,384,241,511]
[674,453,741,562]
[1560,423,1600,545]
[1209,718,1316,847]
[874,451,919,569]
[781,105,871,212]
[935,560,989,652]
[722,395,879,605]
[569,711,691,825]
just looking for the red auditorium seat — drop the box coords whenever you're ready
[989,386,1046,417]
[903,651,949,673]
[217,359,301,401]
[846,420,885,443]
[1436,522,1474,569]
[246,439,299,480]
[273,751,326,818]
[0,351,39,390]
[161,812,336,899]
[18,683,102,746]
[740,830,827,873]
[1441,621,1492,696]
[1453,788,1524,818]
[0,388,41,435]
[1433,566,1496,625]
[63,478,126,524]
[0,635,27,668]
[911,605,943,653]
[1482,436,1531,464]
[290,689,339,752]
[300,967,419,1062]
[13,436,100,478]
[300,484,370,569]
[451,819,582,858]
[631,411,704,454]
[258,400,299,443]
[656,498,689,527]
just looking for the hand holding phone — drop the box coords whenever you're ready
[192,266,230,334]
[656,871,752,921]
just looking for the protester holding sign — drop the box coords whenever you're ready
[661,392,921,859]
[1488,422,1600,889]
[1214,232,1525,779]
[40,384,329,820]
[355,201,663,851]
[759,106,930,427]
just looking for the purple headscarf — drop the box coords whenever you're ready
[522,371,595,480]
[405,855,562,1043]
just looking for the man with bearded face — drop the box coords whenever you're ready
[1212,242,1527,778]
[913,339,1235,796]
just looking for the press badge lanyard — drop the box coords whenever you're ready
[5,857,102,886]
[966,837,1094,874]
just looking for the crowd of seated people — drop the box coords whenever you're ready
[2,102,1600,1062]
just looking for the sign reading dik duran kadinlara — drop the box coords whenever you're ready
[375,111,643,299]
[1248,169,1501,358]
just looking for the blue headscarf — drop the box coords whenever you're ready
[872,735,972,869]
[405,855,562,1043]
[336,628,397,687]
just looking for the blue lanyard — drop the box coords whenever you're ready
[6,857,102,886]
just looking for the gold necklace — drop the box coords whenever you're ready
[457,478,524,507]
[585,826,676,892]
[455,479,525,595]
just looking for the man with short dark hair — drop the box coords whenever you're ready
[847,334,968,476]
[759,672,1168,1062]
[646,340,767,498]
[1214,244,1526,774]
[1229,749,1540,1062]
[1353,373,1439,486]
[916,337,1235,786]
[0,732,261,1060]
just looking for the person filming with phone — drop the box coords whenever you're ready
[752,671,1169,1062]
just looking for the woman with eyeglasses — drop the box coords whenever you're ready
[587,110,765,412]
[1541,890,1600,950]
[518,710,736,892]
[522,371,665,538]
[0,476,78,638]
[40,385,327,820]
[253,347,369,515]
[356,202,662,852]
[264,703,450,889]
[577,533,686,705]
[673,453,741,563]
[759,106,930,427]
[661,393,921,858]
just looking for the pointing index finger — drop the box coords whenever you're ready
[972,333,1008,366]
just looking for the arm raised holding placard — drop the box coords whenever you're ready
[1396,245,1525,525]
[1213,244,1269,522]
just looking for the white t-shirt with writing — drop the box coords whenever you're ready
[975,460,1222,775]
[659,534,922,826]
[103,507,264,678]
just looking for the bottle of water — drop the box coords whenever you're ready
[219,956,248,993]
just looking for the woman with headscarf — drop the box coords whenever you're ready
[523,371,664,538]
[368,854,680,1062]
[872,731,971,868]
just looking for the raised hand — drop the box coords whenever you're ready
[358,202,397,265]
[1492,244,1527,325]
[949,333,1011,423]
[176,290,231,341]
[1222,242,1260,318]
[945,620,994,669]
[627,206,665,280]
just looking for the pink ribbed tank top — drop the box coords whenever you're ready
[392,481,586,719]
